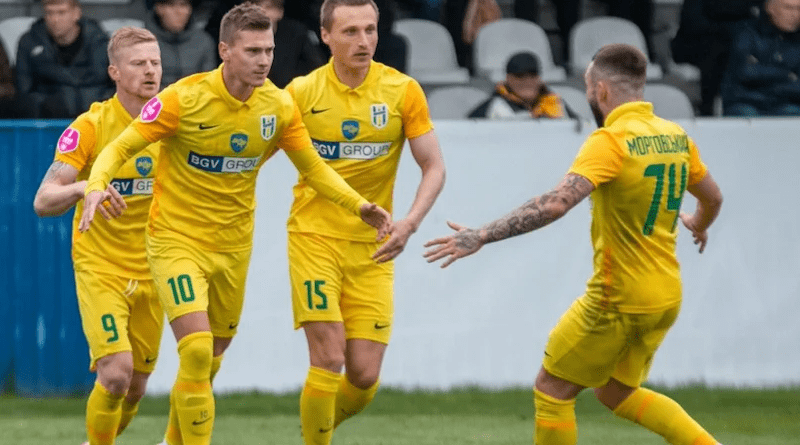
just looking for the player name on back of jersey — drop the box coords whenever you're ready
[187,151,261,173]
[626,134,689,157]
[110,178,154,195]
[312,139,391,160]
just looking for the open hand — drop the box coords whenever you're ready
[360,202,392,241]
[78,185,126,232]
[372,219,417,263]
[423,221,484,268]
[680,211,708,253]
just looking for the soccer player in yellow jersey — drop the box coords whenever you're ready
[425,44,724,445]
[285,1,446,443]
[33,27,164,445]
[78,4,390,445]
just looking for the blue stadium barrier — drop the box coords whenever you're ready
[0,120,94,396]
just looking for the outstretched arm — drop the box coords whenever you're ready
[680,172,722,253]
[373,130,446,263]
[424,173,594,268]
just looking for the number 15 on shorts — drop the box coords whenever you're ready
[304,280,327,310]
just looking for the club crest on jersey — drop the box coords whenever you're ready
[140,97,162,123]
[230,133,248,153]
[370,103,388,129]
[135,156,153,177]
[57,127,80,153]
[342,120,359,140]
[260,115,276,141]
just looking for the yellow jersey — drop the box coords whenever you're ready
[86,67,321,251]
[568,102,708,313]
[285,60,434,242]
[55,95,158,280]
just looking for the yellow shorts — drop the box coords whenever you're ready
[75,269,163,373]
[288,232,393,344]
[543,296,680,388]
[146,233,252,339]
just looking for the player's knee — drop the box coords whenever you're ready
[125,374,149,403]
[313,349,345,372]
[347,367,379,389]
[178,333,214,378]
[99,365,133,395]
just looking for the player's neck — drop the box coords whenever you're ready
[222,67,255,102]
[332,59,369,89]
[116,90,149,119]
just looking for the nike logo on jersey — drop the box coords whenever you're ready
[199,123,219,130]
[310,107,330,114]
[374,322,390,330]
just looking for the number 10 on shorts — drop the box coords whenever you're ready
[304,280,327,310]
[168,274,196,305]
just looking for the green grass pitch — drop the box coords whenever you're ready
[2,386,798,444]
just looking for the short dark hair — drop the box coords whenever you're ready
[320,0,379,31]
[219,2,272,45]
[590,43,647,94]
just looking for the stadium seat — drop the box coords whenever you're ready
[643,83,695,119]
[100,18,145,36]
[569,17,663,80]
[0,16,36,66]
[394,19,470,86]
[473,18,567,83]
[548,85,594,122]
[426,85,489,119]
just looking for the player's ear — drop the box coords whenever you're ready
[320,26,331,47]
[108,64,119,83]
[218,41,229,62]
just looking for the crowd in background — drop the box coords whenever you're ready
[0,0,798,119]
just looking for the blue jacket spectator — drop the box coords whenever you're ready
[14,0,113,118]
[721,0,800,116]
[146,0,216,88]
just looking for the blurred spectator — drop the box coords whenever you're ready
[0,36,20,118]
[396,0,443,21]
[462,0,501,46]
[256,0,326,87]
[721,0,800,116]
[14,0,113,118]
[672,0,760,115]
[468,52,565,119]
[206,0,325,87]
[374,0,408,72]
[513,0,580,65]
[443,0,500,72]
[146,0,216,88]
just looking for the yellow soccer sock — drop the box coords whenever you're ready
[173,332,215,445]
[613,387,717,445]
[534,390,577,445]
[116,398,138,435]
[210,354,223,384]
[300,367,342,445]
[164,389,183,445]
[86,380,124,445]
[334,377,379,428]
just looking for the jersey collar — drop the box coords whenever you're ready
[605,101,653,127]
[110,94,134,125]
[325,59,378,95]
[212,64,258,109]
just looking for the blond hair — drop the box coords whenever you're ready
[219,2,272,45]
[107,27,158,64]
[320,0,379,30]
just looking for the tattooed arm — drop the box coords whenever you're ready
[424,173,595,268]
[33,161,84,217]
[33,161,126,219]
